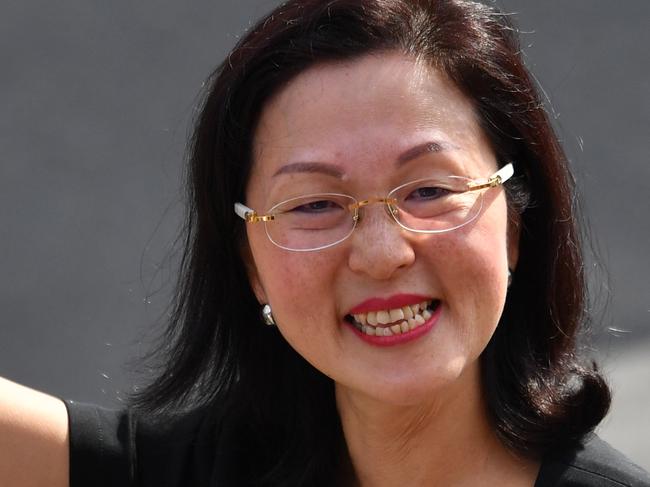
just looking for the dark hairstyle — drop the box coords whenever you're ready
[132,1,610,485]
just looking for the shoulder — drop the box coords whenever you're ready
[536,434,650,487]
[65,400,226,487]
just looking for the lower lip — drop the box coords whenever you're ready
[347,304,442,347]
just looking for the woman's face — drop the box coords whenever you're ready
[245,52,518,405]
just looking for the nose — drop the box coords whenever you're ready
[347,203,415,280]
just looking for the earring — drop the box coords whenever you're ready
[507,268,513,288]
[261,304,276,326]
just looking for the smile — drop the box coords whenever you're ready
[345,300,439,336]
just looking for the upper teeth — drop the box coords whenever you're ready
[353,301,432,327]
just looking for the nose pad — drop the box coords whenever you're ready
[349,199,412,248]
[347,202,415,279]
[353,198,399,225]
[385,202,399,220]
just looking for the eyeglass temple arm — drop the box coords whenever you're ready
[234,202,275,223]
[467,163,514,191]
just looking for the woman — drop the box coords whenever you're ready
[1,0,648,486]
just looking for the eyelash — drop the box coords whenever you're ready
[291,200,342,213]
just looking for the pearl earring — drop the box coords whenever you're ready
[507,268,513,288]
[261,304,276,326]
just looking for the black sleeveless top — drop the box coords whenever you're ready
[65,400,650,486]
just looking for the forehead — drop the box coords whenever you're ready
[250,51,492,188]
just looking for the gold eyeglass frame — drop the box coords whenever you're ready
[234,163,514,251]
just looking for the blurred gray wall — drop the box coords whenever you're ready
[1,0,648,469]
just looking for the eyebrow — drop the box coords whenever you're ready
[396,141,456,166]
[272,141,455,178]
[273,161,345,179]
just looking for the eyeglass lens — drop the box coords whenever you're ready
[265,176,485,251]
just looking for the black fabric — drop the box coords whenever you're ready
[535,435,650,487]
[65,400,225,487]
[65,400,650,487]
[66,400,135,487]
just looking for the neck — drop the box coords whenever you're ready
[335,363,538,487]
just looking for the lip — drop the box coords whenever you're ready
[346,301,442,347]
[347,293,432,314]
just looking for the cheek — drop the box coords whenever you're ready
[435,233,505,301]
[259,251,346,370]
[265,252,334,291]
[427,207,509,338]
[251,242,340,327]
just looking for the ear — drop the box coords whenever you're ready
[507,214,521,272]
[241,243,268,304]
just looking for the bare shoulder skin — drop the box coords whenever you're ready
[0,376,69,487]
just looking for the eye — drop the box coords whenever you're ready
[289,199,343,213]
[277,196,350,231]
[406,185,450,201]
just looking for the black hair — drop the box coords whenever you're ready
[132,1,610,485]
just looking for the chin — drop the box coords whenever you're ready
[340,362,471,407]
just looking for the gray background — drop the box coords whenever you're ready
[1,0,648,470]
